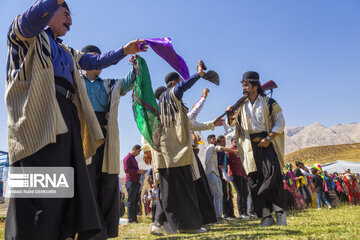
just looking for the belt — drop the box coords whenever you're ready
[251,137,263,143]
[55,84,75,101]
[250,131,267,143]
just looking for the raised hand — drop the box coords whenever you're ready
[197,60,205,77]
[202,88,210,98]
[123,39,148,55]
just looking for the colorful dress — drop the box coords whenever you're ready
[332,174,348,203]
[324,174,340,206]
[344,173,360,205]
[284,165,307,209]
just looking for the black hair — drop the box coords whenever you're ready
[132,144,141,150]
[310,168,318,175]
[295,161,303,167]
[207,134,216,142]
[216,135,225,143]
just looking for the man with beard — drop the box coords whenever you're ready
[227,71,286,227]
[5,1,147,239]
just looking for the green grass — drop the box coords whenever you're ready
[116,205,360,240]
[1,205,359,239]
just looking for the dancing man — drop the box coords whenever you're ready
[227,71,286,227]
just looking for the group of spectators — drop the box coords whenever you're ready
[283,161,360,210]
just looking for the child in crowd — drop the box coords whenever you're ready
[310,168,332,210]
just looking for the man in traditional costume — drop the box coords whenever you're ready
[5,1,146,239]
[227,71,286,227]
[151,61,210,234]
[81,44,138,238]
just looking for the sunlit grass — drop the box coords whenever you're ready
[0,205,359,239]
[115,205,360,240]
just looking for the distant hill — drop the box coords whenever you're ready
[285,122,360,154]
[284,142,360,166]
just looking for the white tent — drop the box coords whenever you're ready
[321,160,360,174]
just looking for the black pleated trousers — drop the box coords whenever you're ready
[5,92,101,240]
[193,152,217,225]
[247,132,284,218]
[80,111,120,240]
[155,165,202,230]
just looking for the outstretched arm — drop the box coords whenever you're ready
[79,39,147,71]
[18,0,62,38]
[173,60,205,100]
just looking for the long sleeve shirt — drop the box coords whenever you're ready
[187,94,214,144]
[228,146,246,177]
[84,69,136,112]
[217,151,229,172]
[245,96,285,134]
[123,153,140,182]
[18,0,125,84]
[204,144,222,176]
[188,96,206,120]
[173,73,201,100]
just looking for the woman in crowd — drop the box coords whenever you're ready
[323,171,340,206]
[344,169,360,205]
[284,163,307,209]
[332,172,349,203]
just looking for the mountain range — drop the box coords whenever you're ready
[119,122,360,177]
[285,122,360,154]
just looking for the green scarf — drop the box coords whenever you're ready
[131,56,161,151]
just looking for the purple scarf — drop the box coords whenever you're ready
[140,38,190,80]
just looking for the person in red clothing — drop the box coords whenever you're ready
[227,137,250,218]
[123,145,146,223]
[343,169,360,205]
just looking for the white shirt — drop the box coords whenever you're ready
[187,96,214,145]
[204,144,222,176]
[187,96,206,121]
[245,96,285,134]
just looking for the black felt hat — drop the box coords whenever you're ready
[242,71,260,82]
[81,45,101,54]
[154,86,167,100]
[165,72,180,84]
[202,70,220,86]
[62,2,70,11]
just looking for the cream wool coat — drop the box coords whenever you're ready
[230,96,285,174]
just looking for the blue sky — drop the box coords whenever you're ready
[0,0,359,160]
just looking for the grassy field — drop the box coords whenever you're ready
[0,204,359,239]
[115,205,360,240]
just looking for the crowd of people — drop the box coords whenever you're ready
[283,162,360,210]
[122,67,287,235]
[4,1,359,239]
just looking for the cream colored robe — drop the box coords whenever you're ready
[229,96,285,174]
